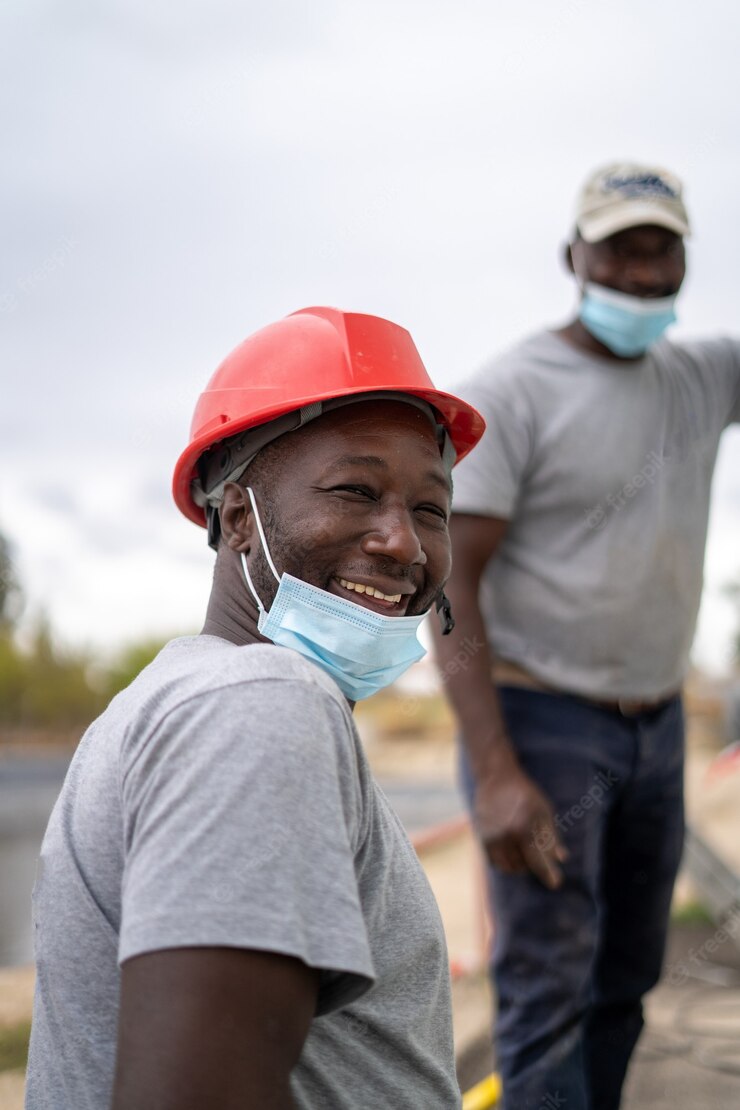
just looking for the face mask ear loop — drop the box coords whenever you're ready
[245,487,281,582]
[240,487,281,613]
[241,552,266,612]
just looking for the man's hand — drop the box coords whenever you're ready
[474,764,567,889]
[430,513,567,889]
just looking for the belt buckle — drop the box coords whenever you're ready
[617,697,643,716]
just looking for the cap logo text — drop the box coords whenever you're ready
[602,173,678,200]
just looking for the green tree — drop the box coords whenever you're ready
[0,633,26,721]
[0,524,181,735]
[101,637,170,700]
[17,616,106,728]
[0,531,23,631]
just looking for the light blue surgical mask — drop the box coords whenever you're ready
[579,282,677,357]
[240,487,428,701]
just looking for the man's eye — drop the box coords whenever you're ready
[334,485,375,498]
[418,504,448,522]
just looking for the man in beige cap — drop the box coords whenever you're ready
[434,163,740,1109]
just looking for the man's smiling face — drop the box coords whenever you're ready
[571,224,686,299]
[243,400,453,619]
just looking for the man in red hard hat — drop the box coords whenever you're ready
[26,307,484,1109]
[434,163,740,1109]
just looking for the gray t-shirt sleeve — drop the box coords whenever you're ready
[118,676,375,1014]
[451,375,534,519]
[723,339,740,423]
[680,336,740,426]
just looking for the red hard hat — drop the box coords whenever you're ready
[172,306,485,528]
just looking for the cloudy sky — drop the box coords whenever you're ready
[2,0,739,672]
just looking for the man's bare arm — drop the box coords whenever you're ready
[432,513,565,887]
[112,947,320,1110]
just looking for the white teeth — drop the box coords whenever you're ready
[338,578,402,603]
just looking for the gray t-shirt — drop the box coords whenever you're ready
[27,637,458,1109]
[452,330,740,700]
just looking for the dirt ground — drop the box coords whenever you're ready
[0,1072,24,1110]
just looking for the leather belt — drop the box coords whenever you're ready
[579,693,680,717]
[491,659,679,717]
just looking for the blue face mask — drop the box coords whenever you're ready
[240,488,428,701]
[579,282,677,357]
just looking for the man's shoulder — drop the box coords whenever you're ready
[659,334,740,368]
[140,636,348,702]
[476,328,561,370]
[112,637,353,754]
[455,330,580,425]
[103,638,362,808]
[462,329,572,394]
[650,335,740,415]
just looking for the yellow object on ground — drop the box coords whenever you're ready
[462,1071,502,1109]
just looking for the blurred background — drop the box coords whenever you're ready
[2,0,739,669]
[2,2,740,1103]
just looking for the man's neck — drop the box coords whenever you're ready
[201,550,267,647]
[200,612,264,647]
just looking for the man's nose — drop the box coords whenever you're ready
[624,257,666,294]
[361,509,427,565]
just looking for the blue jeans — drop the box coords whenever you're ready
[460,687,685,1110]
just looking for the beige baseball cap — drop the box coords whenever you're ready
[575,161,691,243]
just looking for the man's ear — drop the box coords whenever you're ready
[562,239,576,275]
[219,483,255,553]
